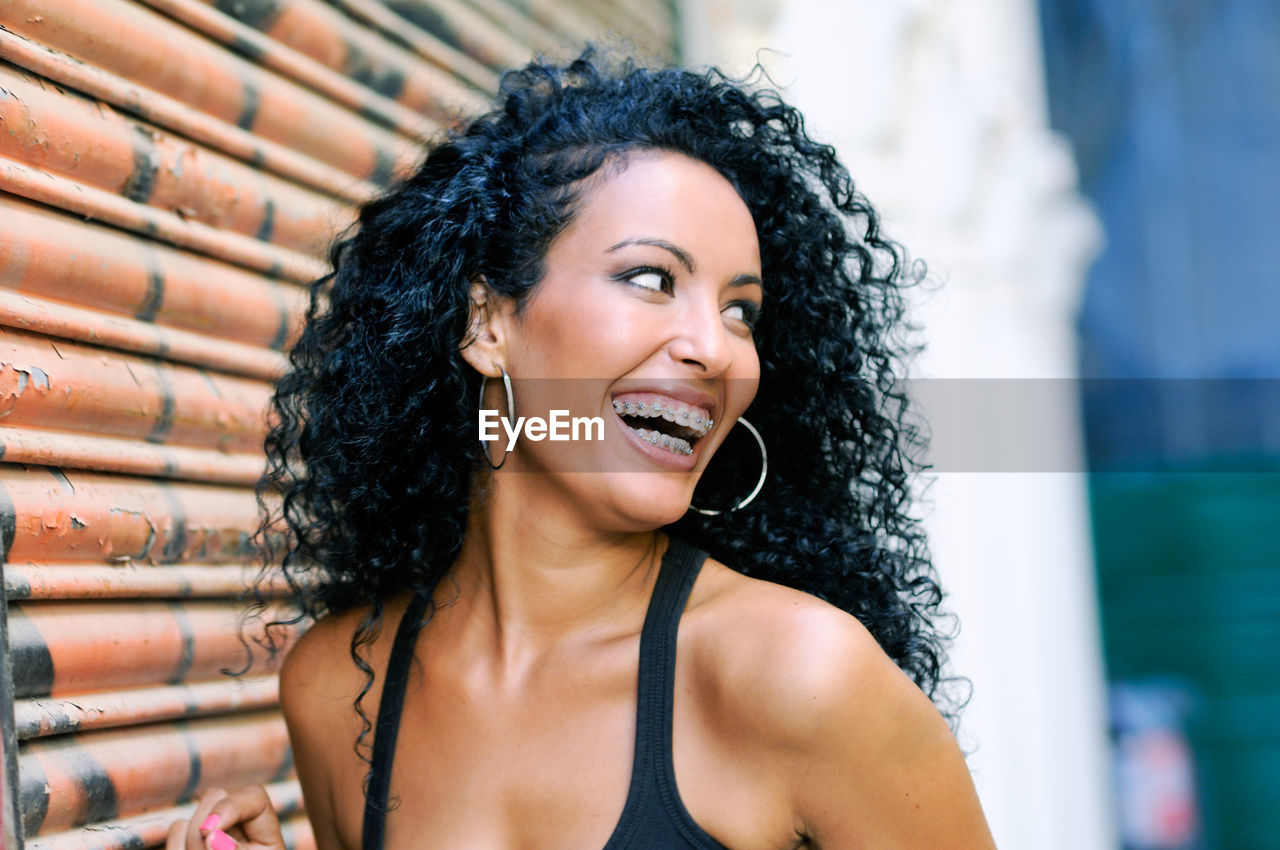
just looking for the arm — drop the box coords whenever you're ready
[164,620,350,850]
[763,608,996,848]
[277,618,352,850]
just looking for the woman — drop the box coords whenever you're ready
[169,53,996,849]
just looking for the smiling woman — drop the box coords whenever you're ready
[167,51,996,850]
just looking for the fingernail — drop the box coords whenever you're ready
[209,829,237,850]
[199,814,220,832]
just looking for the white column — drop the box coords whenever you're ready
[680,2,1117,847]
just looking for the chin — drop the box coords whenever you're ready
[596,483,695,531]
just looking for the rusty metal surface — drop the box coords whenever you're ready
[1,560,20,849]
[189,0,492,118]
[22,780,305,850]
[0,1,676,846]
[324,0,505,90]
[461,0,567,55]
[18,713,290,835]
[0,467,259,565]
[14,678,283,740]
[0,289,288,383]
[1,0,421,184]
[9,600,282,698]
[0,197,305,357]
[0,28,381,204]
[0,65,351,259]
[0,155,328,283]
[382,0,532,71]
[0,327,271,453]
[3,563,291,603]
[142,0,463,142]
[0,428,266,485]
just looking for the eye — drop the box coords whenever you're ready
[722,300,762,330]
[614,265,674,294]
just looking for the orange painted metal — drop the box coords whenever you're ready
[464,0,568,54]
[0,198,306,355]
[10,600,279,697]
[0,28,380,205]
[191,0,492,119]
[0,427,265,485]
[0,289,288,382]
[19,712,291,835]
[0,155,328,284]
[325,0,504,91]
[14,678,283,740]
[0,3,677,847]
[138,0,443,142]
[22,780,304,850]
[0,64,351,259]
[0,326,270,453]
[3,563,292,602]
[385,0,536,71]
[0,467,260,565]
[0,0,421,184]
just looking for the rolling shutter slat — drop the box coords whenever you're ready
[1,2,676,847]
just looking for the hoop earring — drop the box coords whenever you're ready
[479,366,515,470]
[688,417,767,516]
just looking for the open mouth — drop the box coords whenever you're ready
[611,393,714,456]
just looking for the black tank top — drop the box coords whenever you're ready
[361,537,729,850]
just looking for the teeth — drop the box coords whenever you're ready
[611,398,713,435]
[631,426,693,455]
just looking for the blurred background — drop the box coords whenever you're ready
[1,1,1275,848]
[682,1,1280,848]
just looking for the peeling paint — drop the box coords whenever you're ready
[109,506,156,559]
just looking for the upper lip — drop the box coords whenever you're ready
[610,384,720,423]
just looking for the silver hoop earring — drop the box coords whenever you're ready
[688,417,767,516]
[479,366,515,470]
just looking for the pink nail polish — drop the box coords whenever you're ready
[199,814,220,832]
[209,829,237,850]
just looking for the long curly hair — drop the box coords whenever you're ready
[257,51,953,760]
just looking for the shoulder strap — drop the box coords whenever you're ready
[361,591,432,850]
[634,537,707,797]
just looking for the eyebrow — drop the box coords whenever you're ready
[607,237,696,273]
[606,238,764,288]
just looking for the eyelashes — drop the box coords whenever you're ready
[611,264,763,331]
[613,264,675,293]
[726,301,763,330]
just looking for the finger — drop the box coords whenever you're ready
[187,787,230,850]
[203,785,284,849]
[166,818,189,850]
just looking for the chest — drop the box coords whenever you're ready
[323,625,798,850]
[328,643,643,849]
[392,688,638,849]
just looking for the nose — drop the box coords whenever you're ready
[665,295,733,375]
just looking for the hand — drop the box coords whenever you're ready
[166,786,287,850]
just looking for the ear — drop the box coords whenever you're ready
[459,277,515,377]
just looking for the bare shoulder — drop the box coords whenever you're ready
[684,557,995,847]
[277,595,419,850]
[684,557,913,741]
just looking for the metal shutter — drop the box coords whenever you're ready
[0,2,676,847]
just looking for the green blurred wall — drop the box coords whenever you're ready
[1091,471,1280,850]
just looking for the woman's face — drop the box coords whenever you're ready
[475,150,763,530]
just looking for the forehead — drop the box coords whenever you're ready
[548,151,761,270]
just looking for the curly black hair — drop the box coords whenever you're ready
[257,50,953,760]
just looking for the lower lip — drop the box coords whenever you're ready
[612,411,702,471]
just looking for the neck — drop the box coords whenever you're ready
[446,472,667,662]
